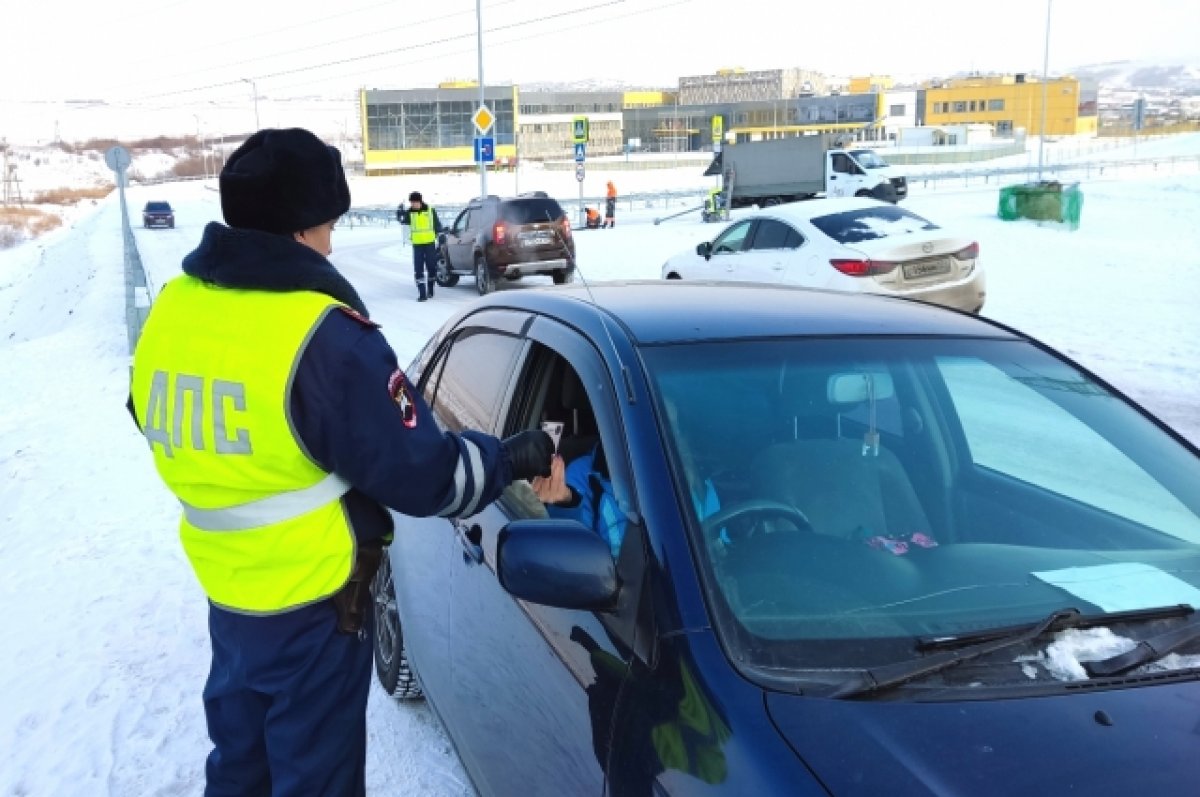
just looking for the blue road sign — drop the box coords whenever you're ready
[474,136,495,164]
[574,143,586,163]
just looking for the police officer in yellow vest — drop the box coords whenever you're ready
[398,190,443,302]
[129,128,553,797]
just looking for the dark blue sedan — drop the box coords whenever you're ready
[372,282,1200,796]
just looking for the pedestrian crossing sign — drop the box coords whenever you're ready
[572,116,589,144]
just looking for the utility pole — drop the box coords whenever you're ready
[241,78,261,131]
[2,140,24,207]
[193,114,209,180]
[1037,0,1052,182]
[475,0,488,198]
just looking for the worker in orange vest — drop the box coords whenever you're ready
[603,181,617,228]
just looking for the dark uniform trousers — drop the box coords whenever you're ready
[412,243,437,296]
[202,600,373,797]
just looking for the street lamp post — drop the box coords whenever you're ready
[193,114,208,180]
[241,78,261,131]
[475,0,487,199]
[1037,0,1052,182]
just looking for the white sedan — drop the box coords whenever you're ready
[661,197,986,313]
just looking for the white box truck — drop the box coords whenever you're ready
[705,135,908,209]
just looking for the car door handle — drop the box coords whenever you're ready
[455,522,484,565]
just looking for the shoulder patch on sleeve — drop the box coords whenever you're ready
[388,369,419,429]
[338,306,380,328]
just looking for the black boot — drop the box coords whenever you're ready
[426,278,435,298]
[416,281,428,302]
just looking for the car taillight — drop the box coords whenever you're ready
[953,242,979,260]
[492,222,507,245]
[561,216,571,238]
[830,258,898,277]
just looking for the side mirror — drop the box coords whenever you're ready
[497,520,619,611]
[696,241,713,260]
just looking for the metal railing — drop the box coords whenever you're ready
[906,154,1200,191]
[116,177,152,355]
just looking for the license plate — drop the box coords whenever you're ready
[902,258,951,280]
[523,234,553,247]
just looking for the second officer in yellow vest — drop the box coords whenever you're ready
[129,128,553,797]
[398,190,443,302]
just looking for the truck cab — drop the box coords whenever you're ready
[828,149,908,201]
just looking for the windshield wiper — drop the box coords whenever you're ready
[830,604,1195,699]
[829,609,1083,699]
[1084,615,1200,677]
[917,604,1194,652]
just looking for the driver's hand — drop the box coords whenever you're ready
[531,455,571,504]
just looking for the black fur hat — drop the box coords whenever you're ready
[220,128,351,235]
[408,191,423,202]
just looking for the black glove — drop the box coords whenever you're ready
[437,232,448,247]
[502,430,554,481]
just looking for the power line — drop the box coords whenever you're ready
[267,0,692,96]
[107,0,516,92]
[134,0,630,102]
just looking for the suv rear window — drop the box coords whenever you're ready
[145,202,172,212]
[500,198,564,224]
[810,206,937,244]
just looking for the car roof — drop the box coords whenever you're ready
[474,282,1019,345]
[755,197,903,224]
[470,193,556,205]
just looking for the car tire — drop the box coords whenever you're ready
[435,248,459,287]
[552,269,573,285]
[475,253,493,295]
[371,553,423,700]
[505,273,523,281]
[870,183,898,204]
[762,197,782,207]
[665,272,682,280]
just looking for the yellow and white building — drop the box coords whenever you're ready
[924,74,1098,136]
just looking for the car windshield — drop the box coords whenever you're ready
[850,150,888,169]
[500,198,564,224]
[145,202,171,212]
[642,337,1200,676]
[811,205,938,244]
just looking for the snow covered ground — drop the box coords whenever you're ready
[2,153,1199,794]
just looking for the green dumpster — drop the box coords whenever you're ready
[998,181,1083,230]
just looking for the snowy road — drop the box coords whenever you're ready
[1,167,1198,796]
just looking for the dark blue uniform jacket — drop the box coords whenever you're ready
[132,222,512,543]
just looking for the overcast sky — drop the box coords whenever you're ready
[3,0,1197,105]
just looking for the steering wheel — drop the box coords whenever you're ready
[701,499,814,539]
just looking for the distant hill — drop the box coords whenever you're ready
[1070,60,1200,92]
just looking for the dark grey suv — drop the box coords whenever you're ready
[436,193,575,295]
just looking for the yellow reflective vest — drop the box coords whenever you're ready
[408,208,437,245]
[130,276,355,614]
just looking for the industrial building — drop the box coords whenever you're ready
[678,68,828,105]
[360,84,518,174]
[357,68,1099,173]
[923,74,1099,136]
